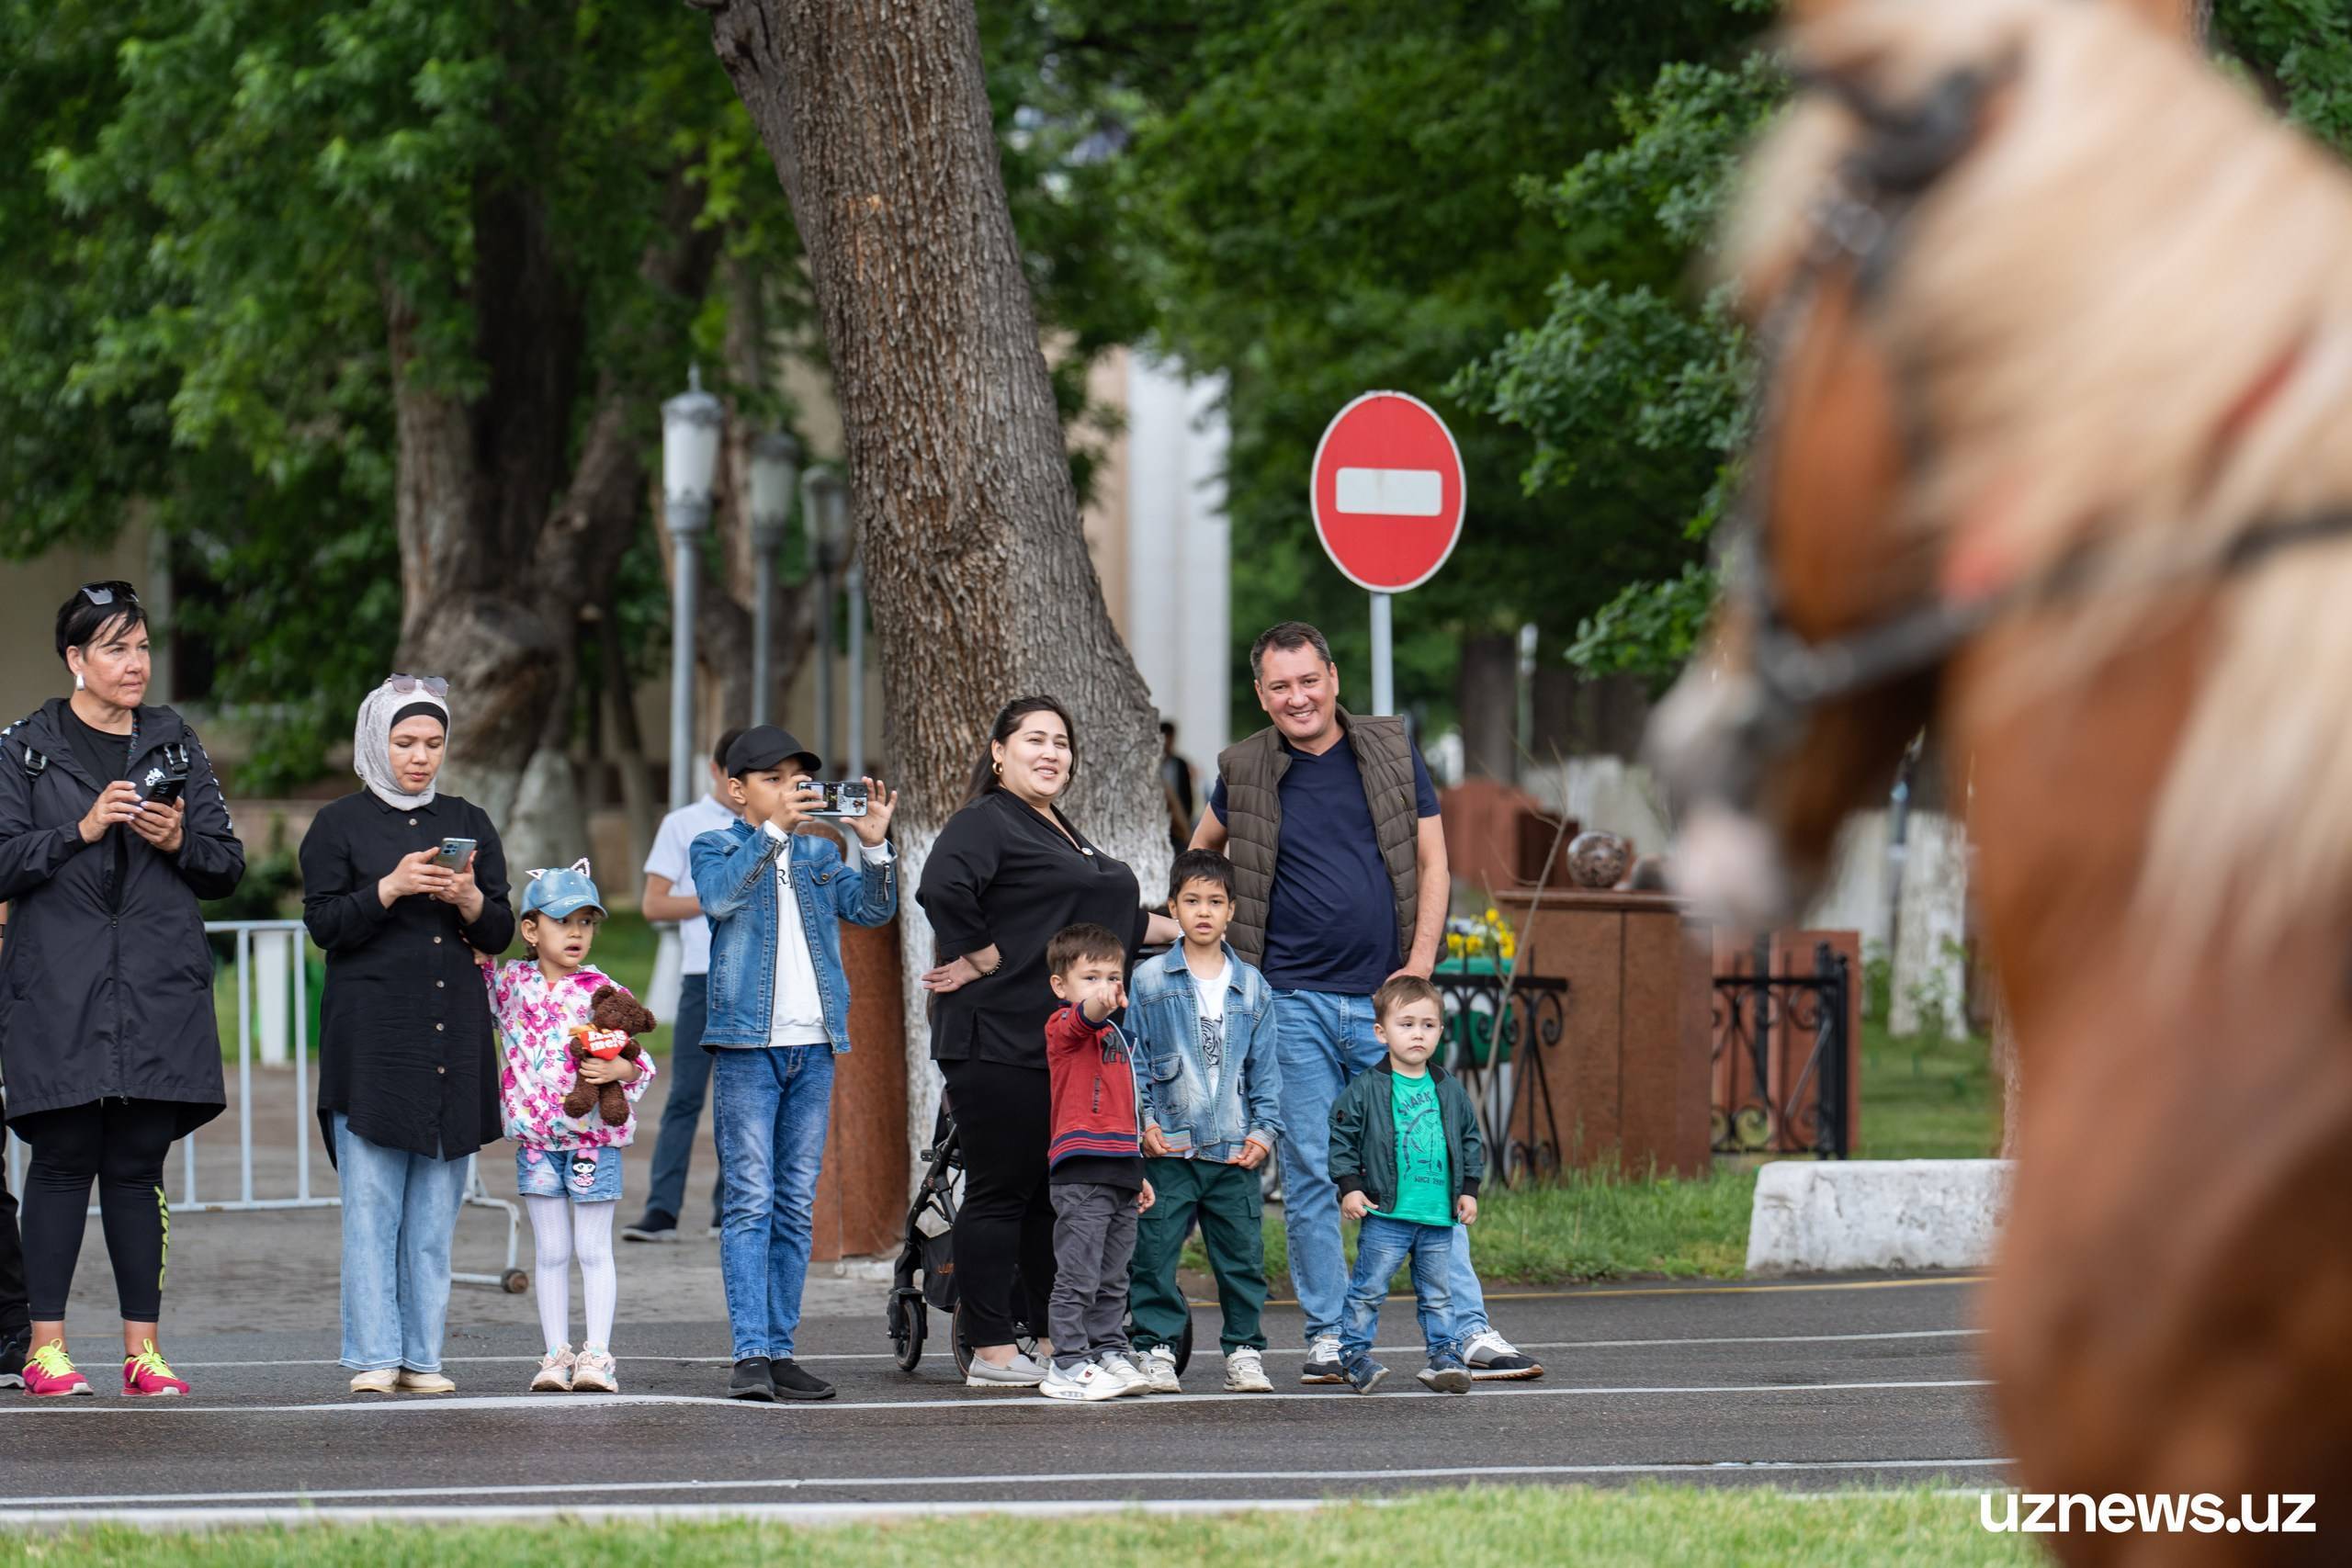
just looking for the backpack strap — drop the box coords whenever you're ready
[1,711,47,779]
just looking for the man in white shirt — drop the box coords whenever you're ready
[623,729,743,1243]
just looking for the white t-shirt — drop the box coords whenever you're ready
[1189,956,1231,1075]
[643,795,740,976]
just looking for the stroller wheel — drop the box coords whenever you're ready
[888,1290,926,1373]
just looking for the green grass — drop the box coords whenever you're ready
[0,1486,2039,1567]
[1186,1164,1760,1286]
[1855,1021,2002,1160]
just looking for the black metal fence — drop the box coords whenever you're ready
[1435,969,1570,1188]
[1711,943,1851,1159]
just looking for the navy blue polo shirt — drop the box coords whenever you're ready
[1209,736,1440,995]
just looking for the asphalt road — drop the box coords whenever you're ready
[0,1271,2003,1525]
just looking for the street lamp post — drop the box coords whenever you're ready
[662,367,723,811]
[802,465,850,764]
[747,431,801,728]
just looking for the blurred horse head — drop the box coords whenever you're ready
[1651,0,2352,1552]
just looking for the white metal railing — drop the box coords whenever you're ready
[5,918,524,1292]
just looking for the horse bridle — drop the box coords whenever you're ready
[1713,58,2352,809]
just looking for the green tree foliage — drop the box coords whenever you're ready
[0,0,792,787]
[997,1,1770,734]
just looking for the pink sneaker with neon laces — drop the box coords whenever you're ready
[121,1340,190,1397]
[23,1339,93,1397]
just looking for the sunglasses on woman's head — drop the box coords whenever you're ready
[386,673,449,698]
[79,581,140,607]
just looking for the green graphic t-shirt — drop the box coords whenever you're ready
[1386,1070,1453,1227]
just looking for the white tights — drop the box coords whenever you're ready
[525,1196,616,1352]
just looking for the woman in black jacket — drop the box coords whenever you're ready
[0,583,244,1397]
[917,695,1176,1385]
[300,676,513,1393]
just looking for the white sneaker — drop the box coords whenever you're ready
[1096,1351,1152,1396]
[1463,1328,1544,1381]
[1300,1334,1347,1384]
[1223,1347,1272,1393]
[529,1346,574,1393]
[1142,1344,1182,1393]
[965,1349,1048,1388]
[571,1347,617,1393]
[1038,1360,1124,1402]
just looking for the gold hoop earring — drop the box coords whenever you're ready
[992,761,1003,778]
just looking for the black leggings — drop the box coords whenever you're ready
[941,1058,1057,1346]
[16,1099,178,1321]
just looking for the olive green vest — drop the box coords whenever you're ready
[1217,708,1420,975]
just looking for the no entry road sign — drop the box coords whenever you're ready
[1310,390,1466,594]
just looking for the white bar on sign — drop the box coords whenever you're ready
[1334,467,1443,517]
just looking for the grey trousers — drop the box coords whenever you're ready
[1046,1181,1140,1370]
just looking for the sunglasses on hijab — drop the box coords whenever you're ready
[385,673,449,698]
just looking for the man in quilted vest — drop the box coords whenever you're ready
[1191,622,1542,1383]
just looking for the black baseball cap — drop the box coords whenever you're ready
[725,725,823,779]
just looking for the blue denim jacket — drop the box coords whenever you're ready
[1125,942,1283,1162]
[690,821,898,1051]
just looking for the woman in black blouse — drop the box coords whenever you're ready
[300,676,513,1393]
[918,695,1177,1384]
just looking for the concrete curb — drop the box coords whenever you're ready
[1746,1159,2013,1276]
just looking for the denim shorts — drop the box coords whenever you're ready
[516,1145,623,1203]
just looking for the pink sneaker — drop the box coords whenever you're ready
[122,1340,190,1397]
[23,1339,93,1397]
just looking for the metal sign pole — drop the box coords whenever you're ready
[1370,591,1395,716]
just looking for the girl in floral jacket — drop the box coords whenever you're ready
[482,861,655,1394]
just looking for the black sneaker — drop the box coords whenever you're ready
[729,1356,776,1401]
[1300,1335,1346,1384]
[0,1326,28,1389]
[1342,1353,1389,1395]
[769,1358,836,1401]
[621,1211,679,1244]
[1463,1330,1544,1382]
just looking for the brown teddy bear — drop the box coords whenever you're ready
[562,985,658,1126]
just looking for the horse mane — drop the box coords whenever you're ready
[1726,0,2352,957]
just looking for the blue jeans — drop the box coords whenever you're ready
[640,975,719,1227]
[1272,988,1493,1345]
[1340,1213,1461,1363]
[333,1113,470,1373]
[712,1045,834,1361]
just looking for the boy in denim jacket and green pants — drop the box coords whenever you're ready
[1125,850,1284,1393]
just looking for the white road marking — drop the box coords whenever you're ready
[1334,467,1444,516]
[0,1455,2018,1511]
[163,1326,1982,1371]
[0,1376,1992,1422]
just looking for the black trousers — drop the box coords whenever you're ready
[17,1098,177,1321]
[941,1058,1057,1347]
[0,1093,28,1338]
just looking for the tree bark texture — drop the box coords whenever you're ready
[387,171,718,876]
[699,0,1171,1180]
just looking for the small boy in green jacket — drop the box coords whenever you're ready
[1328,973,1482,1394]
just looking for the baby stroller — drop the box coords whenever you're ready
[888,1100,1193,1377]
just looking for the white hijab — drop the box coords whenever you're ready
[355,681,451,811]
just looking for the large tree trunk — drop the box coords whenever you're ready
[387,172,719,876]
[699,0,1170,1184]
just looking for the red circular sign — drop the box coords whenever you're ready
[1309,390,1466,593]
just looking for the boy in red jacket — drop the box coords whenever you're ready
[1040,922,1156,1403]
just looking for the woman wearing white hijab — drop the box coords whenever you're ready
[300,675,514,1393]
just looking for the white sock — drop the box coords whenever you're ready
[524,1195,575,1351]
[574,1201,618,1351]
